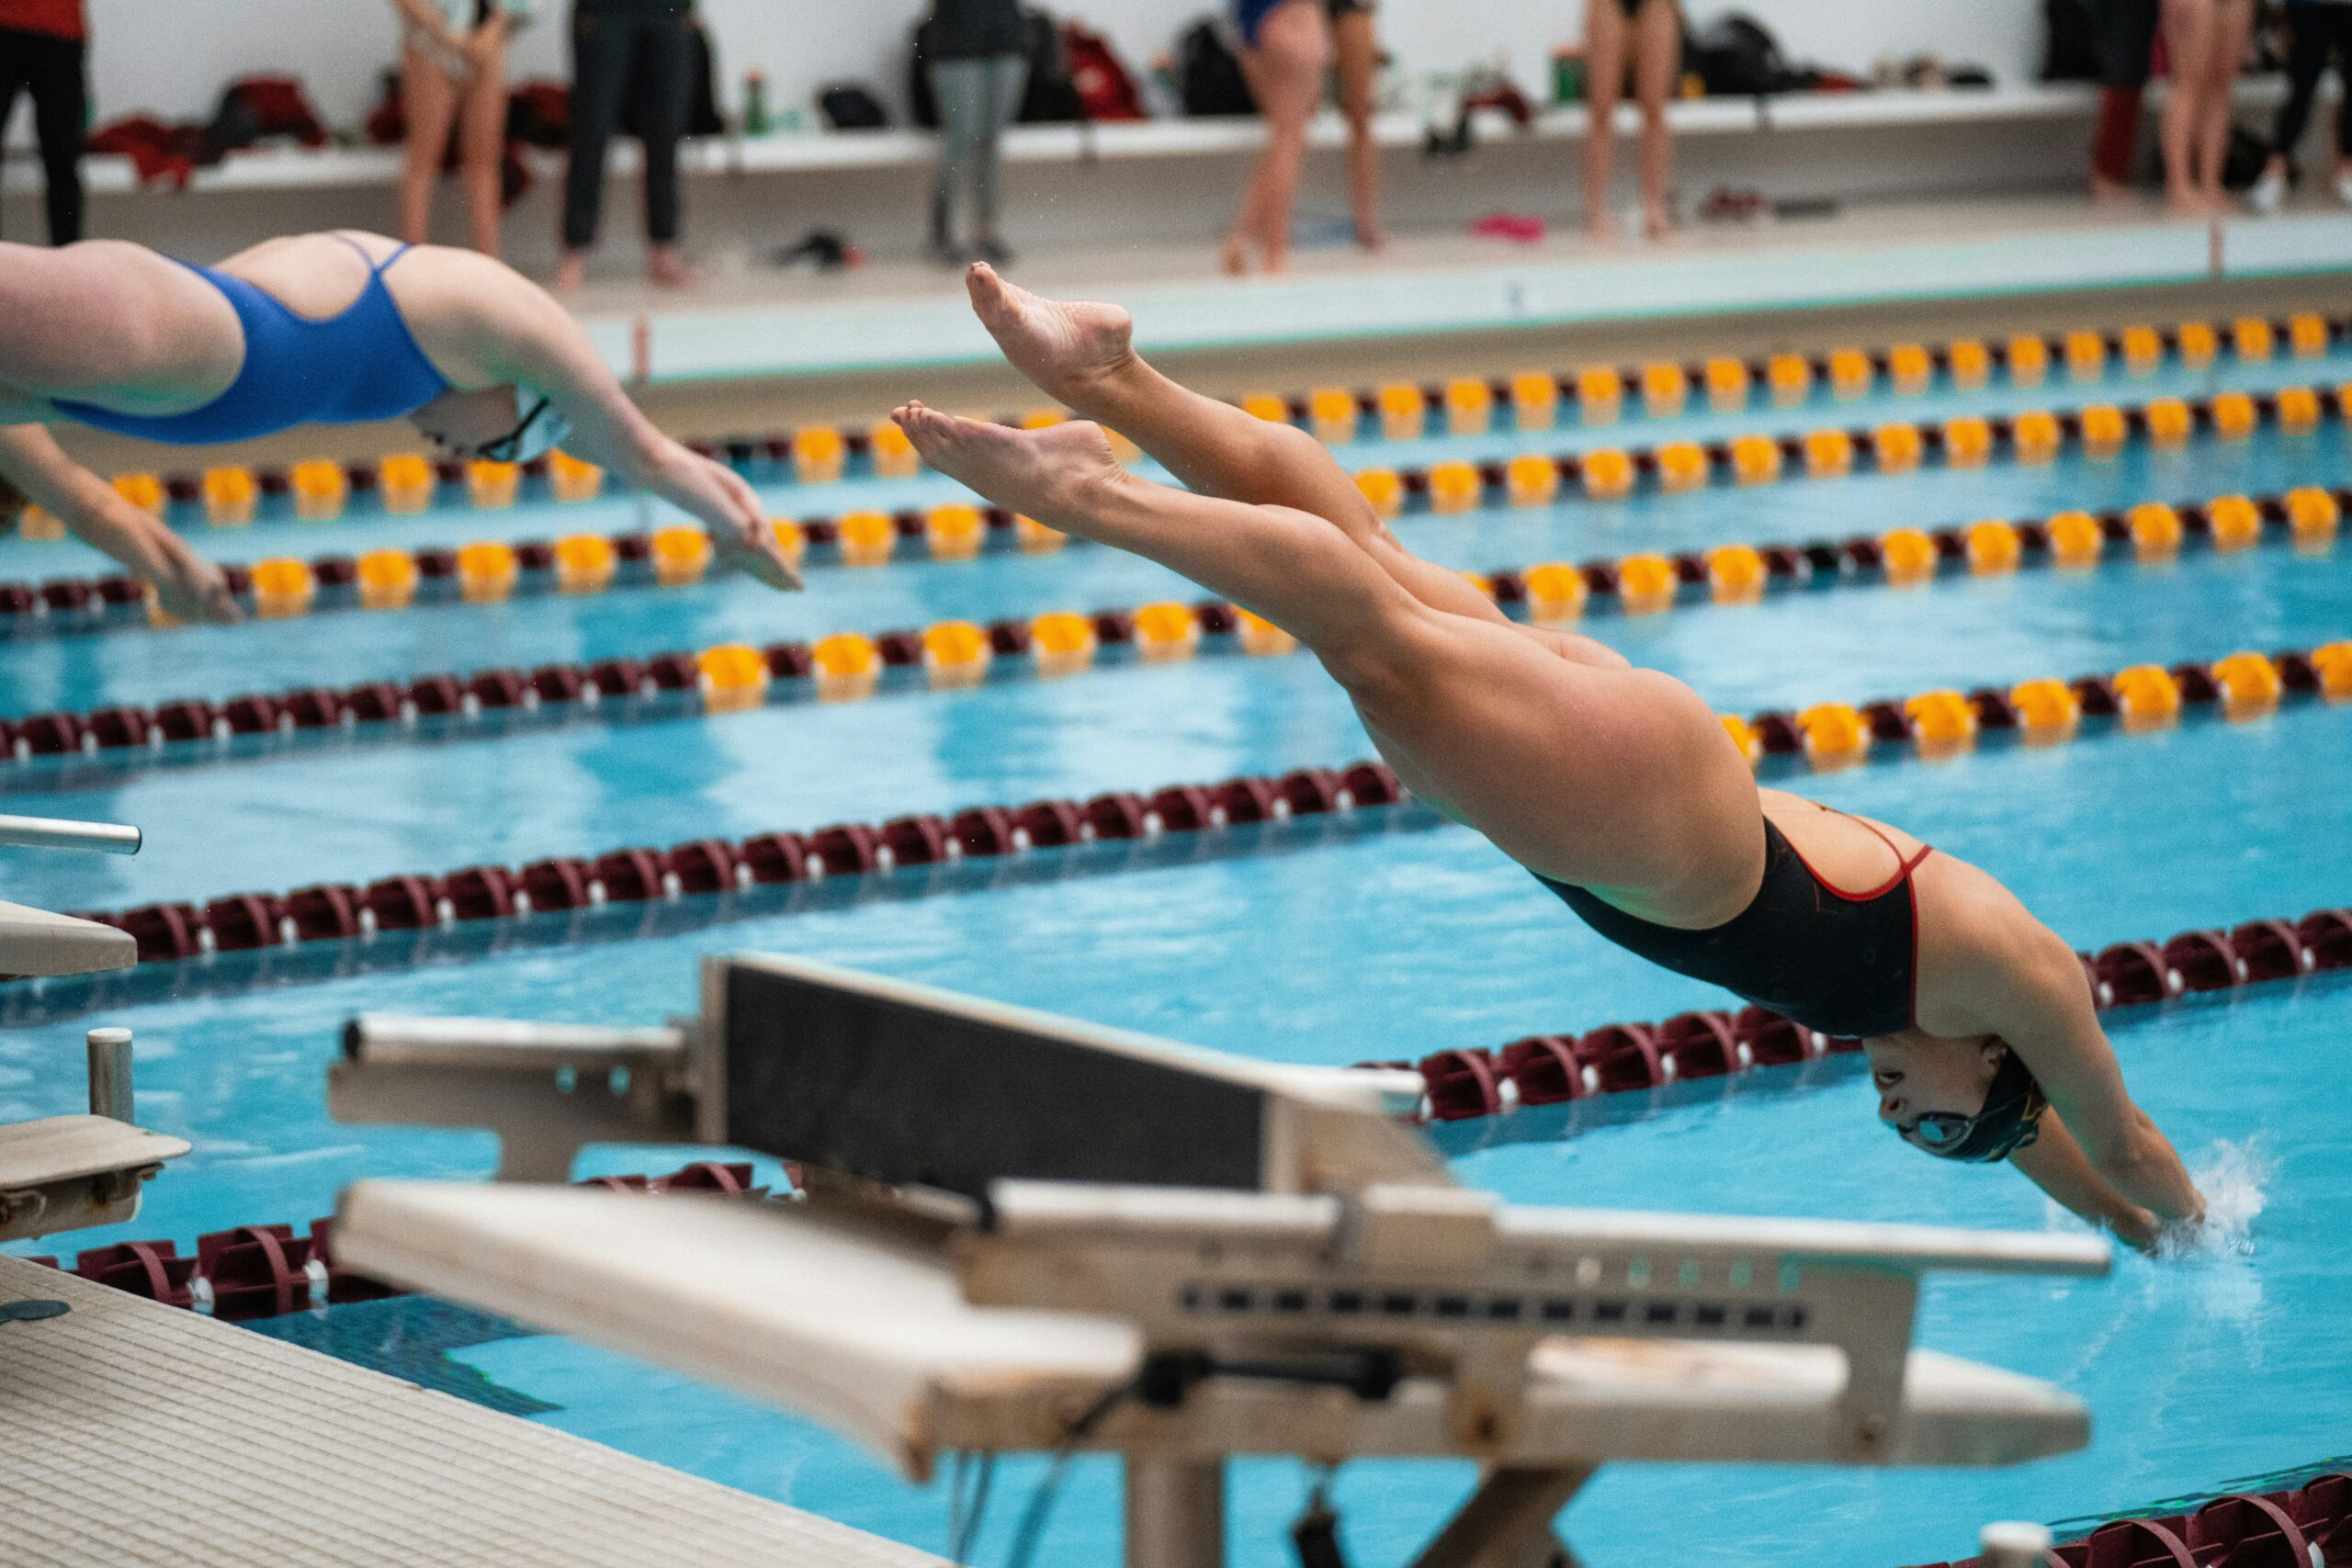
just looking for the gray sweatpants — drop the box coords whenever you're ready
[928,53,1029,247]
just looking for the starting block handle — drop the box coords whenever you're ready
[0,814,141,856]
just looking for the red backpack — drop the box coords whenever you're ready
[1063,23,1145,121]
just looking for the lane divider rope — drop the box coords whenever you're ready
[56,642,2352,970]
[1387,907,2352,1124]
[7,377,2346,637]
[19,310,2341,538]
[6,492,2341,775]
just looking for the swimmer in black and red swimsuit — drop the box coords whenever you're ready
[890,265,2208,1250]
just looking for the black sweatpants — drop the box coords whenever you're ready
[0,26,86,245]
[2273,4,2352,163]
[562,6,691,251]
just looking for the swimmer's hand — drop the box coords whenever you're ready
[148,529,241,625]
[644,444,803,592]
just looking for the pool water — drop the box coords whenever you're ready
[2,342,2347,1567]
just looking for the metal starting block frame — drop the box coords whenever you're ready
[0,815,187,1243]
[331,953,2109,1568]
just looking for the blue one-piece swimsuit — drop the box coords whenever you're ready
[51,238,451,446]
[1235,0,1287,48]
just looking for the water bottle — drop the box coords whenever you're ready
[743,70,771,136]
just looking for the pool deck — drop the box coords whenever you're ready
[0,1253,948,1568]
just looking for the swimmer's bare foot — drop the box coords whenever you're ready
[1354,222,1388,253]
[553,252,587,294]
[648,246,695,289]
[1587,211,1620,241]
[1642,204,1673,242]
[891,400,1125,533]
[1220,232,1252,276]
[966,263,1138,407]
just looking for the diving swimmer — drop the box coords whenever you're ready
[0,231,801,622]
[894,265,2208,1251]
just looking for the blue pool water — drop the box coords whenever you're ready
[2,351,2347,1566]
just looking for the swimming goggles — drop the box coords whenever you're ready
[475,387,572,466]
[1892,1046,2048,1164]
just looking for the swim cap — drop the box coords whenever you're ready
[475,386,571,466]
[1893,1045,2047,1164]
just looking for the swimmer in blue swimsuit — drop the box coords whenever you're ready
[891,266,2209,1250]
[0,231,801,620]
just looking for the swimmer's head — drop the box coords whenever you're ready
[412,384,573,466]
[1870,1037,2046,1163]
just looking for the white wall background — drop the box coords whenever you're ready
[56,0,2046,135]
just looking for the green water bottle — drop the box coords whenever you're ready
[743,70,771,136]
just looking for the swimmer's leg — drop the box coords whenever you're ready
[893,402,1758,903]
[957,264,1627,661]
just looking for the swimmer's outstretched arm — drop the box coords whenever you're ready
[0,425,238,624]
[1942,913,2204,1232]
[408,252,799,591]
[2011,1114,2159,1251]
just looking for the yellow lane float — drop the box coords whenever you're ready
[698,643,771,711]
[1803,428,1853,478]
[2211,651,2282,721]
[838,510,897,567]
[1879,526,1938,586]
[924,504,985,561]
[1134,601,1203,662]
[1964,519,2022,576]
[811,632,881,701]
[2286,486,2339,548]
[1641,362,1689,418]
[1581,448,1635,501]
[2205,495,2261,553]
[456,540,520,603]
[1506,454,1561,508]
[1377,383,1426,441]
[467,459,519,510]
[868,419,921,479]
[1522,563,1589,625]
[1797,702,1869,769]
[356,548,420,611]
[1871,423,1924,473]
[1428,460,1483,514]
[1577,367,1625,424]
[290,460,347,522]
[379,454,435,513]
[921,620,993,690]
[1445,378,1495,436]
[554,533,617,593]
[2113,664,2182,731]
[2047,510,2105,569]
[1029,611,1098,677]
[1511,371,1560,432]
[648,526,711,587]
[1947,338,1992,389]
[1905,690,1977,758]
[1703,356,1749,411]
[548,450,604,502]
[1355,467,1405,521]
[251,557,315,618]
[203,466,258,526]
[1729,434,1782,485]
[1309,387,1360,446]
[1656,440,1710,492]
[1616,553,1678,615]
[1705,543,1766,604]
[2009,678,2081,745]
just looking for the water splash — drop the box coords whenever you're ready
[2154,1139,2270,1263]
